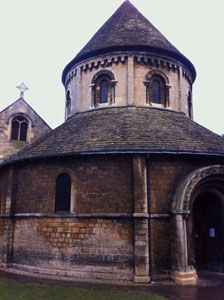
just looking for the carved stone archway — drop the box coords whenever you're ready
[171,165,224,285]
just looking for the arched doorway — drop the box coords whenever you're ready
[193,192,223,272]
[171,165,224,285]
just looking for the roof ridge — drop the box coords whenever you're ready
[0,98,51,130]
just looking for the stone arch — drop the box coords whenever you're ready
[171,165,224,285]
[146,69,169,84]
[172,165,224,214]
[91,70,115,84]
[6,113,33,127]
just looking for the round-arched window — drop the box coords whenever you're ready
[55,173,71,212]
[100,79,110,103]
[152,79,161,103]
[146,74,169,107]
[92,71,116,107]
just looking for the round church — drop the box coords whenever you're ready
[1,1,224,285]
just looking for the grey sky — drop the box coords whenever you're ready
[0,0,223,134]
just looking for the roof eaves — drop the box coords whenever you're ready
[1,149,224,169]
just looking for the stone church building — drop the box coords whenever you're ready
[1,1,224,285]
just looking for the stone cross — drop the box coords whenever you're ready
[16,82,29,98]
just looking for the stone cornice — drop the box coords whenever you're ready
[65,55,128,87]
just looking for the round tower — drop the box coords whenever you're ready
[62,0,196,120]
[2,0,224,287]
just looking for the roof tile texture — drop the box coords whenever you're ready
[4,106,224,164]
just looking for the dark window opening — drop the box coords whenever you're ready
[66,90,71,115]
[152,79,161,103]
[188,91,192,118]
[100,79,110,103]
[146,74,168,106]
[11,116,29,142]
[55,173,71,212]
[92,72,115,107]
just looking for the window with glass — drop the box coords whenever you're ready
[55,173,71,212]
[11,116,29,142]
[92,72,115,107]
[146,74,169,107]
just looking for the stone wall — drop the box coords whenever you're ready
[15,156,133,214]
[65,53,192,119]
[1,154,223,282]
[0,169,9,214]
[0,219,4,260]
[12,217,134,282]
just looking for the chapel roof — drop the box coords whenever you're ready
[2,106,224,166]
[0,98,51,130]
[62,0,196,85]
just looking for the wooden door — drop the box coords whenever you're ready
[193,195,223,272]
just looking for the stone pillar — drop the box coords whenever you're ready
[133,155,150,283]
[127,56,134,105]
[171,212,198,285]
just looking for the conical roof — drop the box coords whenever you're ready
[62,0,196,84]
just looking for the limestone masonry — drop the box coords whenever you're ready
[0,1,224,285]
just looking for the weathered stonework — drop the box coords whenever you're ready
[0,0,224,287]
[65,53,192,119]
[0,98,51,161]
[1,154,224,284]
[12,217,134,282]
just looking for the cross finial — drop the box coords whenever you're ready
[16,82,29,99]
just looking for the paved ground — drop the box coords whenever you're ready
[0,270,224,300]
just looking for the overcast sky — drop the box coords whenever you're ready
[0,0,223,134]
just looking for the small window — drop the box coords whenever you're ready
[11,116,29,142]
[66,90,71,115]
[188,91,192,118]
[100,79,110,103]
[55,173,71,212]
[152,79,161,103]
[146,74,169,107]
[92,71,116,107]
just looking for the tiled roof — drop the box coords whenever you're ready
[2,106,224,166]
[62,1,196,84]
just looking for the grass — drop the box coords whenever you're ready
[0,277,166,300]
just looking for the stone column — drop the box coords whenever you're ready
[133,155,150,283]
[171,212,198,285]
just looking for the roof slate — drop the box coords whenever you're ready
[62,1,196,84]
[2,106,224,166]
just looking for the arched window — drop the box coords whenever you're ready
[11,116,29,142]
[92,71,116,107]
[55,173,71,212]
[146,74,169,107]
[152,79,161,103]
[100,79,110,103]
[66,90,71,115]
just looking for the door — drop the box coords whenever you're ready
[193,194,223,272]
